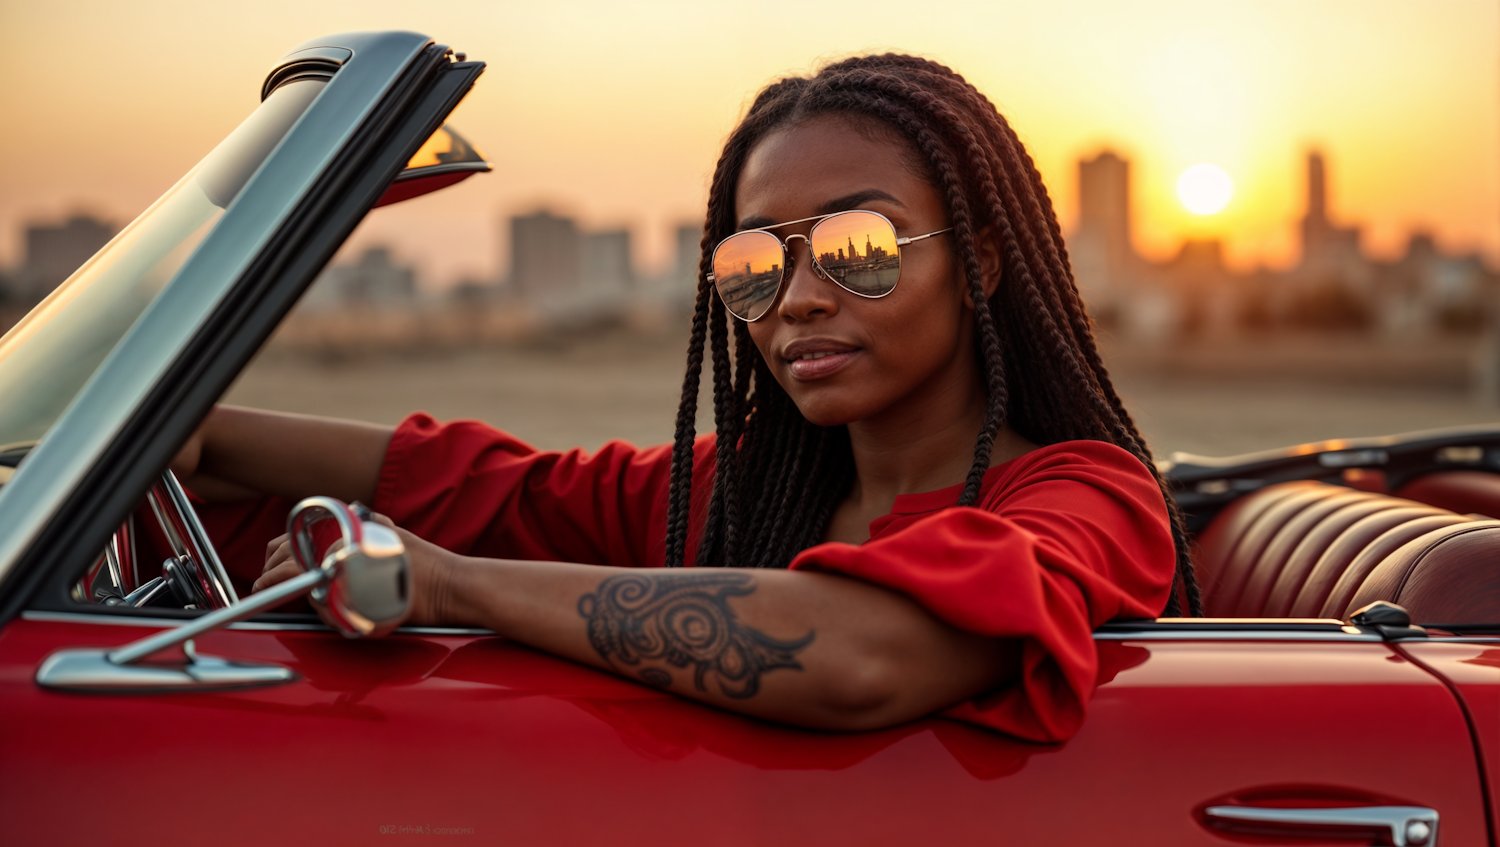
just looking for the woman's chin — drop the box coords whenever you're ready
[786,393,873,429]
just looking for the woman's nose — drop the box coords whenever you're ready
[775,237,839,322]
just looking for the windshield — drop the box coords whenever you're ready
[0,79,327,458]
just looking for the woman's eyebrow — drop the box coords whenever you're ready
[737,215,776,230]
[735,189,906,231]
[817,189,903,215]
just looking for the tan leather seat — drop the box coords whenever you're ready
[1194,479,1493,623]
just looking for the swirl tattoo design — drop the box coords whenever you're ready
[577,572,813,698]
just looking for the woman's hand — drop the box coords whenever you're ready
[255,515,459,627]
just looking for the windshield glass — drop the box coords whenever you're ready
[0,79,326,459]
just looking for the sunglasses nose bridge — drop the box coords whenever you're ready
[781,233,830,281]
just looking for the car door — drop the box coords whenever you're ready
[0,615,1489,845]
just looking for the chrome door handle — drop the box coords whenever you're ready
[1204,805,1437,846]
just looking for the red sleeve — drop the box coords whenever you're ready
[787,442,1174,743]
[372,413,716,568]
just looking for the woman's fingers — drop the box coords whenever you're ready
[252,557,301,593]
[255,535,297,592]
[264,534,289,568]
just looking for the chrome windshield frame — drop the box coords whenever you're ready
[0,32,435,588]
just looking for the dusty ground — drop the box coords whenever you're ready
[224,328,1500,460]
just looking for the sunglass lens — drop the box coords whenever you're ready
[712,230,784,321]
[810,211,901,296]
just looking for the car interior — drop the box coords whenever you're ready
[16,426,1489,636]
[1192,472,1498,627]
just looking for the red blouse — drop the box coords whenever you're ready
[371,412,1175,743]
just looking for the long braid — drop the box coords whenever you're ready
[664,272,712,568]
[667,54,1203,615]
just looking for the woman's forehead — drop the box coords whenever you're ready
[736,117,932,221]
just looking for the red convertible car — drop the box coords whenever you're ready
[0,31,1495,846]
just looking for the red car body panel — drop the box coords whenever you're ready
[1401,640,1500,838]
[0,618,1488,846]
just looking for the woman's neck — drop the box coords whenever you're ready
[825,368,1036,545]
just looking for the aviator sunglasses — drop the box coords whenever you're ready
[708,210,953,322]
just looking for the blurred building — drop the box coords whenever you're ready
[510,210,582,300]
[1073,151,1135,299]
[300,246,417,311]
[505,209,650,319]
[582,229,633,297]
[1299,151,1364,279]
[669,223,703,306]
[1375,233,1494,336]
[8,214,116,302]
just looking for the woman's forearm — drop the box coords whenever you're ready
[193,405,393,504]
[433,557,1019,731]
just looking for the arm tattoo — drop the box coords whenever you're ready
[577,572,813,698]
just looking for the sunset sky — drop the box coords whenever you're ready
[1,0,1496,289]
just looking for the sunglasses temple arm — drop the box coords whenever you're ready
[895,227,954,247]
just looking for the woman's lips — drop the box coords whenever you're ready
[786,349,860,379]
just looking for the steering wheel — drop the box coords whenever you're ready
[78,470,239,611]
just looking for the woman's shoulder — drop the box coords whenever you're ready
[1001,438,1154,476]
[978,438,1166,512]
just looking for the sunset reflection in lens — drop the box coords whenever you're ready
[810,211,900,296]
[713,230,784,320]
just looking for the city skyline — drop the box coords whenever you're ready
[3,141,1492,318]
[2,0,1496,290]
[1072,145,1496,341]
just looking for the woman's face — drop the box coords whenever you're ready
[735,115,982,428]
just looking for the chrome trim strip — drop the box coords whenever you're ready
[0,32,432,586]
[19,610,493,637]
[1094,630,1384,642]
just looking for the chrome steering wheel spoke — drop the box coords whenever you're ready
[78,470,238,611]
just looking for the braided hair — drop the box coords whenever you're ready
[664,55,1203,617]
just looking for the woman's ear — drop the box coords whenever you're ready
[963,226,1004,308]
[976,225,1003,300]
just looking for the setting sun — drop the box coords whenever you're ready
[1177,164,1234,215]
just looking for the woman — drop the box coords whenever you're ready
[177,54,1201,743]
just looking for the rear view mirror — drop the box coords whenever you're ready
[374,124,491,208]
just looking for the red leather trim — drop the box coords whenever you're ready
[1230,489,1380,617]
[1204,484,1336,616]
[1286,505,1443,617]
[1348,521,1500,624]
[1393,470,1500,520]
[1317,514,1471,618]
[1193,479,1492,620]
[1263,498,1406,617]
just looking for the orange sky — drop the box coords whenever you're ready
[1,0,1496,288]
